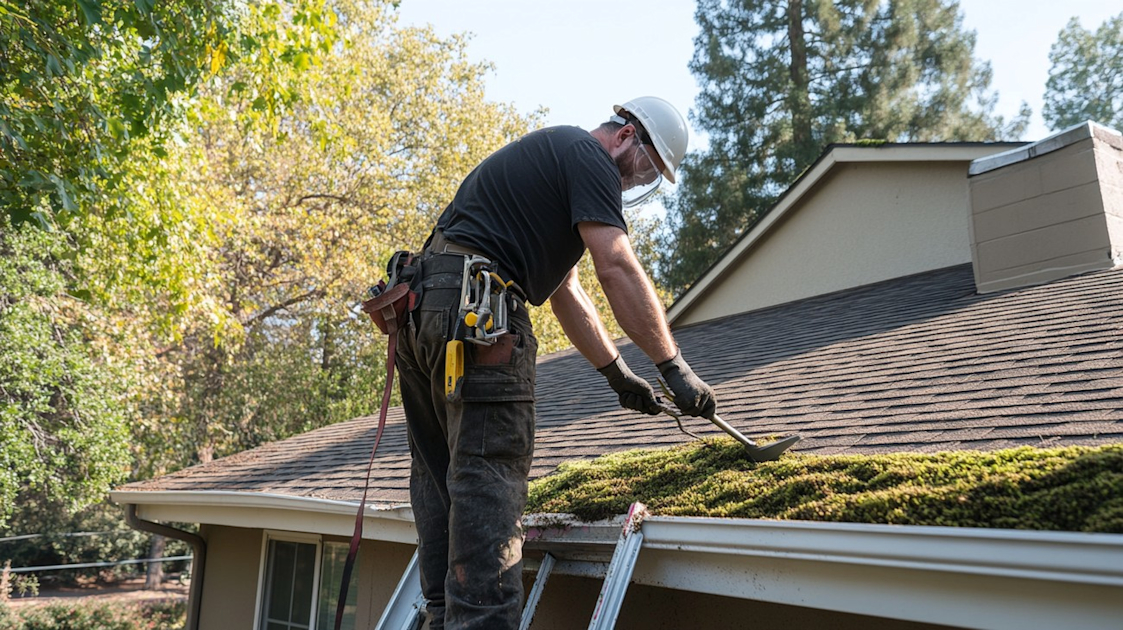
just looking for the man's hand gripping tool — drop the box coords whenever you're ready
[657,379,800,462]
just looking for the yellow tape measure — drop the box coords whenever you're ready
[445,340,464,397]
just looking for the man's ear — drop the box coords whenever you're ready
[606,124,634,155]
[604,124,635,159]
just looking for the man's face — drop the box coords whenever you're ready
[613,126,663,189]
[613,124,665,207]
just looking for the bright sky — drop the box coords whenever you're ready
[396,0,1120,154]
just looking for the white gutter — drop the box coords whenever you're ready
[112,491,1123,628]
[525,514,1123,630]
[109,490,417,545]
[665,143,1021,326]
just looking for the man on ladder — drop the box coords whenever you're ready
[395,97,716,630]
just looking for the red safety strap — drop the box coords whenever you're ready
[336,285,409,630]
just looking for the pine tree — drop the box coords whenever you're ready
[660,0,1027,296]
[1043,12,1123,132]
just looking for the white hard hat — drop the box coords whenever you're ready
[613,96,688,184]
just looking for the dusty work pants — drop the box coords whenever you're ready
[395,254,537,630]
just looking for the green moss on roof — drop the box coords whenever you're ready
[526,440,1123,532]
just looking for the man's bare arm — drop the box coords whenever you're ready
[549,254,663,415]
[576,221,677,364]
[548,266,617,369]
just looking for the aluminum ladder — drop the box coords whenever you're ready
[375,502,648,630]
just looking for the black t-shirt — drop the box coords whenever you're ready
[435,126,626,306]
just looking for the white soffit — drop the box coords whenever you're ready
[110,490,418,545]
[525,514,1123,630]
[665,143,1022,326]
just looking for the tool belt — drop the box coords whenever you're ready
[338,249,422,630]
[418,250,524,400]
[361,251,420,335]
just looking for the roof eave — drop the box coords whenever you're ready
[525,513,1123,629]
[110,490,417,545]
[114,491,1123,628]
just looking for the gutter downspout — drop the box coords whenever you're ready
[124,504,205,630]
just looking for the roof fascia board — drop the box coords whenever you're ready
[665,143,1022,326]
[110,490,417,545]
[526,514,1123,629]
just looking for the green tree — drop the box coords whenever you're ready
[659,0,1028,295]
[1044,12,1123,132]
[0,0,234,229]
[139,0,541,469]
[0,219,131,528]
[0,0,340,521]
[0,0,335,226]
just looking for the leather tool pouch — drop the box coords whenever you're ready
[361,252,420,336]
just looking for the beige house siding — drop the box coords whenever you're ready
[350,537,415,628]
[969,122,1123,293]
[676,161,974,326]
[198,525,261,630]
[1099,131,1123,248]
[194,524,414,630]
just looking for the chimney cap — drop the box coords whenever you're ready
[969,121,1122,177]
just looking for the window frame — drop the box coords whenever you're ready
[253,530,324,630]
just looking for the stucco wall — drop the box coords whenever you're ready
[676,161,974,327]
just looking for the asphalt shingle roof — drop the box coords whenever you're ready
[120,263,1123,506]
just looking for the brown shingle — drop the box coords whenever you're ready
[118,264,1123,503]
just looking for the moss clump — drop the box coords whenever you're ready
[525,441,1123,532]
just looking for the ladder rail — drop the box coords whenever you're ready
[587,502,648,630]
[374,503,648,630]
[374,551,427,630]
[519,552,556,630]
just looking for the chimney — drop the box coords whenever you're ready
[967,122,1123,293]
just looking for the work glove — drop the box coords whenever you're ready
[598,355,661,415]
[657,349,717,418]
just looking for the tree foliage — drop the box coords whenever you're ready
[0,220,130,528]
[136,0,541,469]
[0,0,336,226]
[0,0,664,530]
[0,0,345,519]
[659,0,1028,295]
[1044,12,1123,132]
[0,0,232,227]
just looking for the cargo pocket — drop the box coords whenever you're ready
[458,329,537,460]
[461,332,536,402]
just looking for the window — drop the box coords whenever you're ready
[317,543,359,630]
[257,534,360,630]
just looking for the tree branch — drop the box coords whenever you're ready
[240,288,324,326]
